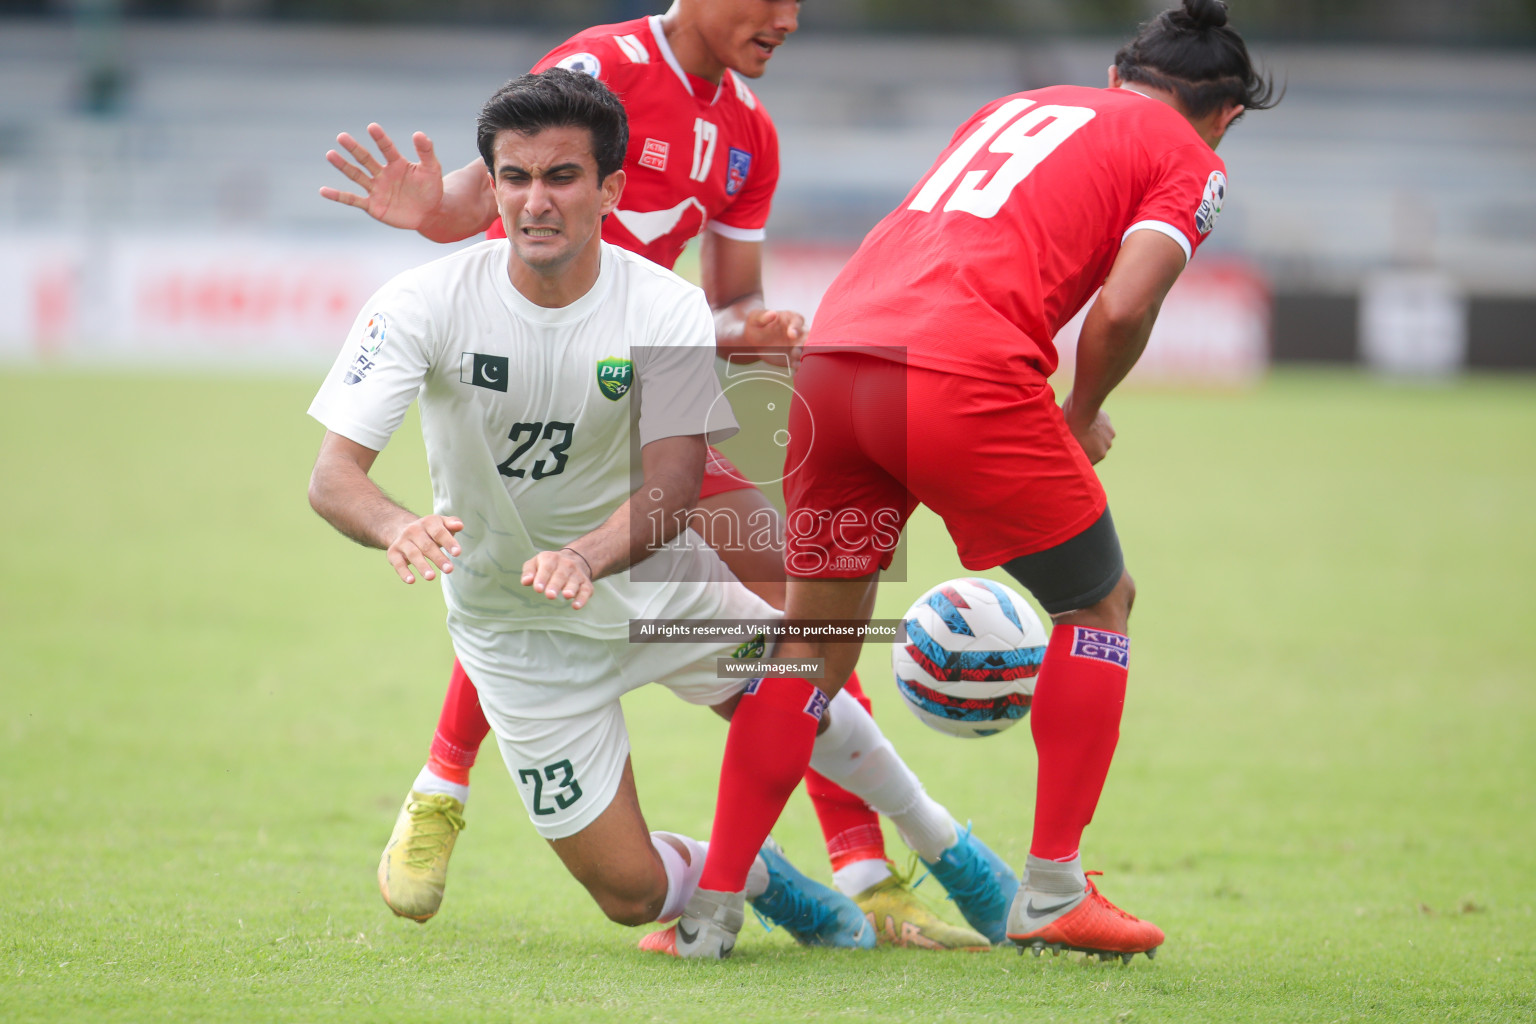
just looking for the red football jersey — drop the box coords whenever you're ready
[807,85,1228,381]
[485,15,781,271]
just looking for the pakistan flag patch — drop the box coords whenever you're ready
[596,356,634,401]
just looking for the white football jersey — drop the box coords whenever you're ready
[309,240,738,639]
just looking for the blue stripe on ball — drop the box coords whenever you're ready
[905,619,1046,678]
[925,588,975,637]
[974,579,1025,632]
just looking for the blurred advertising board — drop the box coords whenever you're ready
[1358,270,1467,377]
[2,234,1270,383]
[0,231,455,366]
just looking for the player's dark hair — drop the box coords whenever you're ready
[1114,0,1280,120]
[477,68,629,180]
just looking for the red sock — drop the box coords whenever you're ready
[427,659,491,786]
[1029,624,1130,861]
[698,676,827,893]
[804,670,887,869]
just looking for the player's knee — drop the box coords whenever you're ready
[599,897,660,928]
[1086,570,1135,631]
[589,881,665,927]
[1052,569,1134,633]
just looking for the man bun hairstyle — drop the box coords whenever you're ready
[1114,0,1280,120]
[1174,0,1230,29]
[477,67,630,180]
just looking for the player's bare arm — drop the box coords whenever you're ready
[521,433,707,609]
[1065,229,1190,463]
[320,123,498,243]
[700,231,804,369]
[308,430,464,585]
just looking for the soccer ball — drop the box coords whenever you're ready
[892,577,1048,739]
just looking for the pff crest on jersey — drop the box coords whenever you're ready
[596,356,634,400]
[732,631,767,660]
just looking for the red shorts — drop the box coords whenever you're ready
[698,446,758,500]
[783,351,1105,578]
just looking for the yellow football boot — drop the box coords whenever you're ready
[855,875,994,951]
[377,790,466,922]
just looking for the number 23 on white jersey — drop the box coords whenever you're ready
[908,99,1095,219]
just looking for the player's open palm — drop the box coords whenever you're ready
[321,123,444,230]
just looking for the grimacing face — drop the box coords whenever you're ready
[700,0,800,79]
[492,125,621,276]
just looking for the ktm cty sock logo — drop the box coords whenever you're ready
[461,352,509,392]
[1069,627,1129,668]
[804,688,830,720]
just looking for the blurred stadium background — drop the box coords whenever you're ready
[1,0,1533,377]
[3,8,1534,1020]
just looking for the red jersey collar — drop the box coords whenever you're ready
[647,14,727,106]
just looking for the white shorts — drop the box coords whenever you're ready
[449,580,778,839]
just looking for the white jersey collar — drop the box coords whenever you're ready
[495,241,616,326]
[648,14,725,105]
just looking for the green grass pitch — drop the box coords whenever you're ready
[1,368,1532,1023]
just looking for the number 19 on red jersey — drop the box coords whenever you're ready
[908,99,1095,219]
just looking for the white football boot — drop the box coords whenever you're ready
[673,887,744,959]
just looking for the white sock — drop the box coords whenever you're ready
[833,856,893,897]
[808,690,958,862]
[1022,853,1087,897]
[687,838,765,900]
[651,831,707,922]
[412,764,469,805]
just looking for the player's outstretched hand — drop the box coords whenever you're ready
[1063,394,1115,465]
[741,307,806,374]
[521,548,595,610]
[387,514,464,585]
[320,123,444,230]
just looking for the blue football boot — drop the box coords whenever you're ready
[750,838,876,949]
[923,822,1019,944]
